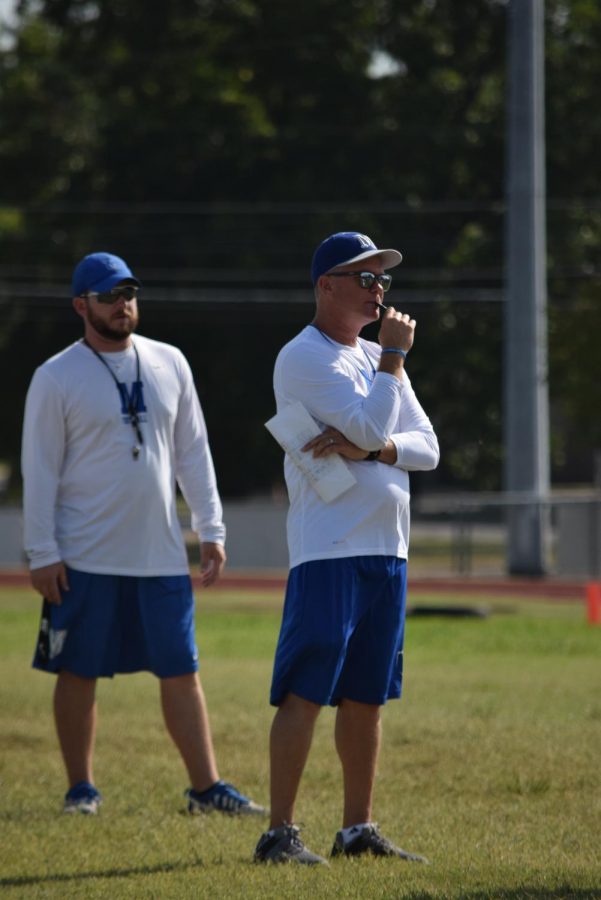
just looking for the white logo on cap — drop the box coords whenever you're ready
[356,234,375,250]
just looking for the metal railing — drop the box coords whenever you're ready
[413,491,601,578]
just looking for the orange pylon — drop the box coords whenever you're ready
[585,582,601,625]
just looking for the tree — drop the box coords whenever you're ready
[1,0,600,495]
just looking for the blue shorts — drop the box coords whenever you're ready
[32,568,198,679]
[270,556,407,707]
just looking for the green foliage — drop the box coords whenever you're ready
[549,281,601,467]
[406,301,504,488]
[1,0,600,492]
[0,206,24,240]
[1,586,600,897]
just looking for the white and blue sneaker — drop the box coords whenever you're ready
[185,781,266,816]
[63,781,102,815]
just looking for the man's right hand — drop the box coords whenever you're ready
[377,307,416,378]
[30,562,69,604]
[378,306,415,354]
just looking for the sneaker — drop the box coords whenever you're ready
[254,824,327,865]
[63,781,102,815]
[331,824,428,862]
[185,781,266,816]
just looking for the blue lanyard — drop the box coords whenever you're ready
[82,339,144,459]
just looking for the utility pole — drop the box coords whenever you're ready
[504,0,550,575]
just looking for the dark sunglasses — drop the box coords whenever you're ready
[327,271,392,292]
[82,285,139,304]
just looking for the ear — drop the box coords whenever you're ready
[72,296,87,319]
[318,274,333,295]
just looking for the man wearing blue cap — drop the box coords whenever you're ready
[22,252,265,818]
[254,232,439,864]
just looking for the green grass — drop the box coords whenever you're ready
[0,586,600,899]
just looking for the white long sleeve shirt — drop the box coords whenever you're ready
[273,325,439,568]
[21,336,225,576]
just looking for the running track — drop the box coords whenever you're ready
[0,568,589,601]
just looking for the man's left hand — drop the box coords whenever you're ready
[199,542,226,587]
[303,427,368,461]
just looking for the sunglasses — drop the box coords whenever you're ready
[82,285,139,304]
[327,271,392,292]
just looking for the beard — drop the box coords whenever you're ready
[85,303,139,342]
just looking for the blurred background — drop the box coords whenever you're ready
[0,0,599,577]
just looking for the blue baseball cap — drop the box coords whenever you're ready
[311,232,402,285]
[71,252,141,296]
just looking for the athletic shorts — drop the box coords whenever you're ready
[270,555,407,707]
[32,567,198,679]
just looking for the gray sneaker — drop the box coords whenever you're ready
[331,824,429,862]
[254,824,327,865]
[186,781,266,816]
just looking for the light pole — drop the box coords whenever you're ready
[504,0,550,575]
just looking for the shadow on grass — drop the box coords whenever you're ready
[0,859,208,889]
[404,890,601,900]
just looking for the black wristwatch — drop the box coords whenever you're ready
[364,449,381,461]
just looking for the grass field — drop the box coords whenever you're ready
[0,584,600,899]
